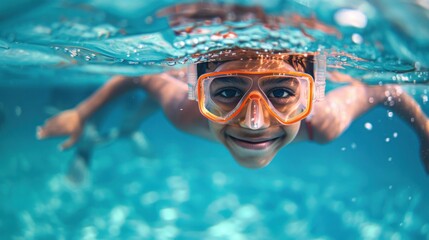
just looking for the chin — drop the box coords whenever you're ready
[232,153,275,169]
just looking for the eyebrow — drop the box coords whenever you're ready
[260,77,298,87]
[211,76,248,85]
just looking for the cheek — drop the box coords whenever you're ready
[282,123,301,142]
[208,122,227,141]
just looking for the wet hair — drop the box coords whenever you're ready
[197,61,224,77]
[195,49,314,78]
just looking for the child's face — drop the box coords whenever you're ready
[206,59,302,168]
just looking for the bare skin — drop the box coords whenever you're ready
[37,61,429,173]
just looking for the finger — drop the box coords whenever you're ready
[37,125,63,138]
[36,126,45,139]
[40,120,69,138]
[60,132,80,151]
[59,137,75,151]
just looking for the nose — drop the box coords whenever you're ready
[239,96,270,130]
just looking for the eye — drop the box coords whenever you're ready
[216,88,243,98]
[267,88,294,98]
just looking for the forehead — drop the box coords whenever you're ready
[213,59,296,72]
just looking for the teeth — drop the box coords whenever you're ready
[248,140,268,143]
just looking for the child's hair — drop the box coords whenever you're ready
[195,49,314,78]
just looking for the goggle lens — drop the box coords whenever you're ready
[198,71,313,124]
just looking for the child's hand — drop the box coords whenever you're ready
[36,110,83,150]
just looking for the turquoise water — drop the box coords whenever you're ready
[1,0,429,239]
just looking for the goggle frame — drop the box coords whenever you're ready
[196,70,315,124]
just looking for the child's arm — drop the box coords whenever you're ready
[37,75,145,149]
[37,71,214,150]
[306,72,429,173]
[138,73,214,140]
[76,76,142,120]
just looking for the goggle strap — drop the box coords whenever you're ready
[314,52,327,101]
[187,64,197,100]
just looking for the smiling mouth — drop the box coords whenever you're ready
[228,135,281,150]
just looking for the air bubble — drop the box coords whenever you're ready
[422,95,428,104]
[364,122,372,130]
[351,33,363,44]
[174,41,185,49]
[185,39,196,46]
[69,48,78,57]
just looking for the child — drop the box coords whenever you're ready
[37,50,429,173]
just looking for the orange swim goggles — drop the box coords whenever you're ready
[187,53,326,128]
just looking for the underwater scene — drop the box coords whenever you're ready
[0,0,429,239]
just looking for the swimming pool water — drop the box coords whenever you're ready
[1,82,428,239]
[0,0,429,239]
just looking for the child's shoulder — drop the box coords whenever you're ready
[164,67,188,83]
